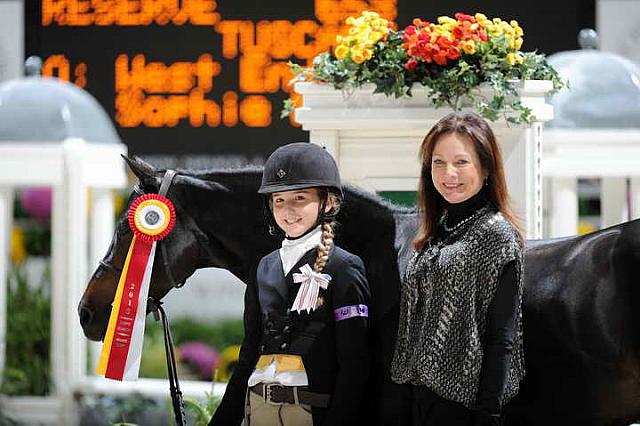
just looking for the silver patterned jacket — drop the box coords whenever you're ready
[390,206,525,409]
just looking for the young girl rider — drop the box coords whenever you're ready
[210,142,371,426]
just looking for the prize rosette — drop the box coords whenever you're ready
[97,194,176,381]
[128,194,176,241]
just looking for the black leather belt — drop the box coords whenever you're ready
[250,384,331,407]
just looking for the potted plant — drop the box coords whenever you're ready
[284,11,564,124]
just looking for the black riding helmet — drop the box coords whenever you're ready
[259,142,342,197]
[259,142,343,232]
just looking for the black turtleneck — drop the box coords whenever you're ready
[430,187,520,419]
[444,185,491,228]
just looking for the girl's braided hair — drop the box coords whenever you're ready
[313,192,341,273]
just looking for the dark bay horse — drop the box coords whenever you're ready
[78,157,640,426]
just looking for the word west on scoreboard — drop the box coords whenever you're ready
[32,0,398,157]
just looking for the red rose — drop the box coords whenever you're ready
[434,54,448,65]
[404,58,418,71]
[447,47,461,60]
[454,13,474,22]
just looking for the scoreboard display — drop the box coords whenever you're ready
[24,0,594,163]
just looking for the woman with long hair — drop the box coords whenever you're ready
[391,112,525,426]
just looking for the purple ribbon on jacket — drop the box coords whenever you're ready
[334,304,369,321]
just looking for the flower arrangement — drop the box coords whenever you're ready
[284,11,564,124]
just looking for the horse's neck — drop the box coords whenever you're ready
[338,187,409,257]
[193,169,280,282]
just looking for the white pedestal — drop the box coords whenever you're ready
[549,177,578,237]
[0,139,127,425]
[295,81,554,239]
[601,177,627,228]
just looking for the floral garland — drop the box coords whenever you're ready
[284,11,564,124]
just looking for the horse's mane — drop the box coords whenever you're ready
[173,165,263,180]
[171,165,416,216]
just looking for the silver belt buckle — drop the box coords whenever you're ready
[264,383,283,406]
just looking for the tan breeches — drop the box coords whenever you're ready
[246,390,314,426]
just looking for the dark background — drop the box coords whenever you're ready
[24,0,595,163]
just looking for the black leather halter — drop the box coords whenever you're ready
[99,170,186,288]
[156,169,186,288]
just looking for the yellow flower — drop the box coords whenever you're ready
[515,26,524,37]
[335,44,349,60]
[503,25,515,37]
[475,13,488,22]
[364,49,373,61]
[461,40,476,55]
[506,52,524,66]
[437,16,456,25]
[440,23,455,33]
[510,20,519,27]
[10,226,26,265]
[214,345,241,382]
[373,18,388,29]
[352,48,366,64]
[516,37,523,50]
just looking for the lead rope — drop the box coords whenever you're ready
[146,170,185,425]
[147,297,186,426]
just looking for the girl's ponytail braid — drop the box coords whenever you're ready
[313,222,334,273]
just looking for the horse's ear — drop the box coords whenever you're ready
[122,155,157,185]
[175,175,230,193]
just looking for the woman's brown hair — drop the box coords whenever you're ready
[413,112,524,250]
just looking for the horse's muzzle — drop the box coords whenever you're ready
[78,302,99,340]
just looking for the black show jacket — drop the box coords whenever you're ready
[210,246,371,426]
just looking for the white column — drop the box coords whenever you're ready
[497,123,542,240]
[50,183,67,407]
[550,178,578,238]
[310,130,339,165]
[630,177,640,220]
[0,0,23,81]
[66,140,88,425]
[0,187,13,377]
[601,177,627,228]
[51,139,89,425]
[89,189,114,270]
[88,188,115,371]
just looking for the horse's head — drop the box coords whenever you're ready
[78,156,272,341]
